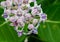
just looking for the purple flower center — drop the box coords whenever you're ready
[18,31,23,37]
[42,15,46,19]
[17,14,22,16]
[3,14,8,18]
[41,14,46,19]
[32,29,37,34]
[13,21,18,26]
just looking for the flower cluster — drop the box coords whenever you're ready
[1,0,47,37]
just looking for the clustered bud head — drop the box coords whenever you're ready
[0,0,47,37]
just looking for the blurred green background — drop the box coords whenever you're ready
[0,0,60,42]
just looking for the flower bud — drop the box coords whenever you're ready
[18,31,23,37]
[9,16,17,22]
[17,16,25,23]
[40,13,47,21]
[25,13,31,20]
[31,7,39,16]
[5,0,12,7]
[19,21,25,28]
[33,19,38,25]
[3,14,8,18]
[17,19,22,23]
[1,1,6,7]
[11,10,17,14]
[28,24,34,30]
[4,9,11,15]
[32,29,38,34]
[20,16,25,22]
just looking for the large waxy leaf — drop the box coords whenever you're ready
[0,0,60,42]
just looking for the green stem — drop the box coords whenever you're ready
[0,20,9,27]
[46,20,60,23]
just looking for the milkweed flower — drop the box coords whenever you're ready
[5,0,12,7]
[1,1,6,7]
[11,10,17,14]
[18,31,23,37]
[39,13,47,22]
[0,0,47,37]
[18,16,25,21]
[1,0,12,8]
[32,19,38,25]
[9,16,17,22]
[28,24,34,30]
[32,29,38,34]
[17,19,25,28]
[3,13,8,18]
[4,9,11,15]
[24,13,31,20]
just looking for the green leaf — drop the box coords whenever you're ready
[37,0,60,42]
